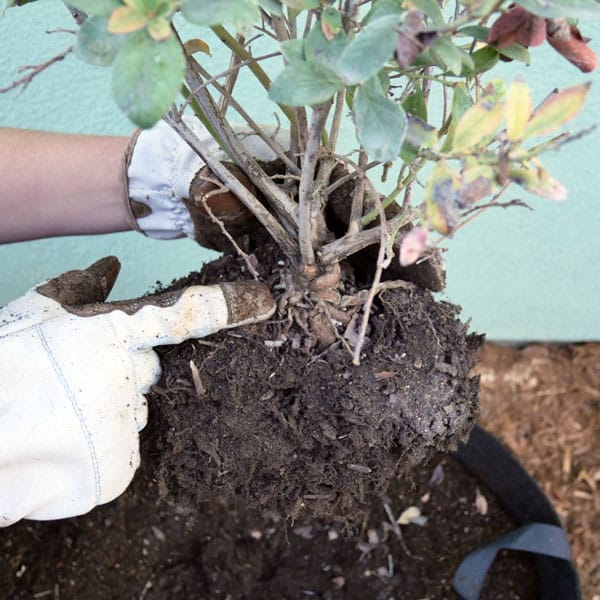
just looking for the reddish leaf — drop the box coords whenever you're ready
[399,227,428,266]
[488,6,546,49]
[547,19,598,73]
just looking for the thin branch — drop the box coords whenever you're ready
[178,39,299,233]
[198,178,261,279]
[352,196,391,365]
[164,111,299,264]
[178,51,281,116]
[188,60,300,176]
[0,47,73,94]
[320,211,413,265]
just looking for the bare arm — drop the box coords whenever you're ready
[0,128,133,243]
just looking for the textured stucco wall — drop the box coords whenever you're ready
[1,1,599,340]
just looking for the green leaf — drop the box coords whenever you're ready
[353,76,407,162]
[497,44,531,64]
[431,36,474,76]
[457,25,489,42]
[181,0,260,33]
[68,0,121,17]
[304,23,347,77]
[402,87,428,122]
[516,0,600,20]
[77,16,124,66]
[405,0,444,26]
[112,31,184,128]
[280,39,305,63]
[362,0,404,24]
[524,83,591,138]
[269,61,343,106]
[452,92,504,152]
[401,115,437,163]
[465,46,499,75]
[335,14,400,85]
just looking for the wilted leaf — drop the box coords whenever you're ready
[509,163,568,200]
[77,16,124,66]
[451,93,504,152]
[424,161,462,234]
[112,30,184,128]
[353,76,407,162]
[399,227,428,266]
[488,6,546,49]
[524,83,590,138]
[459,163,496,205]
[269,61,343,106]
[506,77,533,142]
[184,38,211,56]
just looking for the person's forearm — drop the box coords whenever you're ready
[0,128,133,243]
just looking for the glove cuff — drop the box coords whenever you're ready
[123,120,216,240]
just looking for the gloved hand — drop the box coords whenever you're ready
[124,119,289,248]
[0,257,274,527]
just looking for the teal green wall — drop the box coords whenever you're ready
[1,1,599,341]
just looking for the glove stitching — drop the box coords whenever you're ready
[35,323,102,506]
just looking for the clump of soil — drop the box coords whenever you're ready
[147,238,482,522]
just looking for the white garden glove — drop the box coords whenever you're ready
[0,257,275,527]
[124,119,289,248]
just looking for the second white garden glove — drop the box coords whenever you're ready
[0,256,275,527]
[124,119,289,249]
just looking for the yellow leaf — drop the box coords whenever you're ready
[506,77,532,142]
[452,95,504,152]
[524,83,591,138]
[184,38,212,57]
[108,6,147,35]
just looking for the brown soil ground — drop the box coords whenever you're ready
[476,343,600,599]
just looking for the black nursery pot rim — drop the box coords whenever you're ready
[452,425,581,600]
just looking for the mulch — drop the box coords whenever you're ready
[476,343,600,599]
